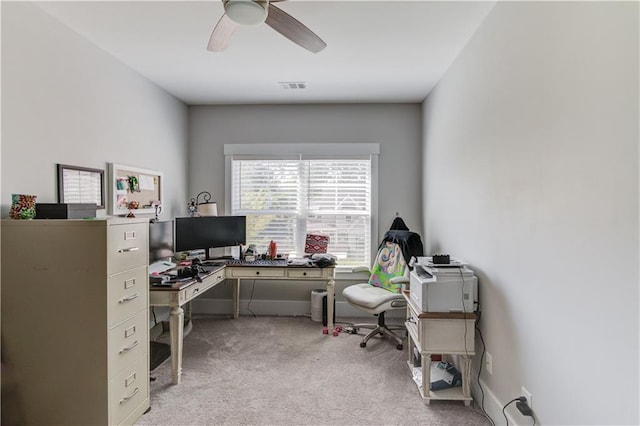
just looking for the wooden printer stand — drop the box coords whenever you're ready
[403,291,476,405]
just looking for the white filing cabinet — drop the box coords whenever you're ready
[1,218,150,425]
[403,291,476,405]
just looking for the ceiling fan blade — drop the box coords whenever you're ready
[207,13,240,52]
[265,3,326,53]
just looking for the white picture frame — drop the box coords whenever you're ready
[108,163,163,216]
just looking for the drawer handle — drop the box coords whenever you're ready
[303,272,307,276]
[255,271,260,275]
[118,247,139,253]
[119,293,140,304]
[119,340,139,354]
[119,387,140,404]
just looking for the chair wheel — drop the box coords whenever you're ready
[396,344,403,350]
[360,342,367,348]
[322,327,329,335]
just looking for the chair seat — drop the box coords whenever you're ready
[342,283,406,314]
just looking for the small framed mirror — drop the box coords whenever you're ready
[57,164,105,209]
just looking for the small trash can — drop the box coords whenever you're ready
[310,289,326,322]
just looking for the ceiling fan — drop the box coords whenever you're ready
[207,0,326,53]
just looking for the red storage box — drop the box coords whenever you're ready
[305,233,329,254]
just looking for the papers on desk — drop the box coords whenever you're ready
[287,258,313,267]
[149,260,176,275]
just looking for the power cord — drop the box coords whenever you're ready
[151,306,157,327]
[503,397,524,426]
[475,308,495,426]
[503,396,535,426]
[247,280,257,317]
[456,266,470,358]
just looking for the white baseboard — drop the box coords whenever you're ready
[470,370,522,426]
[191,298,406,319]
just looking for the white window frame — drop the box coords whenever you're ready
[224,143,379,271]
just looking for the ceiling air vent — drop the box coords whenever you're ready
[278,81,307,90]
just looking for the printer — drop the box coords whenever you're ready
[409,257,478,313]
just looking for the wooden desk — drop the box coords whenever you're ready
[149,266,226,385]
[149,263,336,385]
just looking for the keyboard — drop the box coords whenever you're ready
[226,259,288,267]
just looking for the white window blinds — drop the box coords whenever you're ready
[229,155,373,267]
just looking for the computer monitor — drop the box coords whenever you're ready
[175,216,246,260]
[149,220,174,264]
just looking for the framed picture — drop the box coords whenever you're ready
[57,164,105,209]
[108,163,163,216]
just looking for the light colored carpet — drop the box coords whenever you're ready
[136,315,490,426]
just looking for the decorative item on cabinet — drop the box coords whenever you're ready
[9,194,37,219]
[35,203,97,219]
[109,163,163,216]
[57,164,105,209]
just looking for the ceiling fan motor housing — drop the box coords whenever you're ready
[224,0,268,26]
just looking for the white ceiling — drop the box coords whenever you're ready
[36,1,495,105]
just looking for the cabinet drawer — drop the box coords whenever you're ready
[109,311,148,377]
[108,266,148,327]
[410,317,475,354]
[287,268,325,279]
[406,300,475,354]
[228,267,285,278]
[108,223,148,274]
[109,355,149,426]
[421,319,475,353]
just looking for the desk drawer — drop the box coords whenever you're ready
[108,223,148,274]
[181,282,205,304]
[109,311,148,377]
[108,266,148,327]
[109,355,148,426]
[228,267,285,279]
[287,268,326,279]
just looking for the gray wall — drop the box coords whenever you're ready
[1,2,189,219]
[422,2,638,424]
[188,104,423,307]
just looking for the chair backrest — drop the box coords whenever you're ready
[367,241,408,294]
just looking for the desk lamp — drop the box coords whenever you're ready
[192,191,218,217]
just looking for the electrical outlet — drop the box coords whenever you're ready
[485,352,493,375]
[521,386,532,409]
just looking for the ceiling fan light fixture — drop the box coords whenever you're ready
[224,0,268,26]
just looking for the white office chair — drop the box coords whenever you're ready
[342,241,410,350]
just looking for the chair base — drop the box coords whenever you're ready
[353,311,405,350]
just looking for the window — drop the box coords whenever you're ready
[225,144,379,267]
